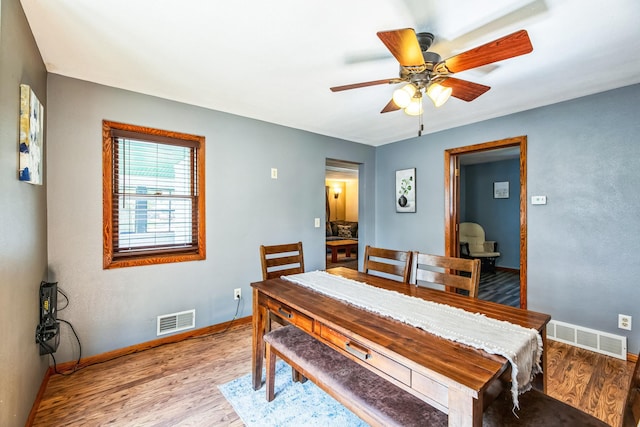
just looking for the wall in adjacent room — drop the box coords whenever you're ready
[326,180,346,220]
[345,179,359,222]
[325,179,358,222]
[375,84,640,354]
[45,74,376,363]
[462,158,520,269]
[0,0,49,425]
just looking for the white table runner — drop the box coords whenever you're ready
[282,270,542,408]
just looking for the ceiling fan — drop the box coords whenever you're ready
[330,28,533,127]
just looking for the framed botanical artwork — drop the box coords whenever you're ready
[396,168,416,213]
[19,84,44,185]
[494,181,509,199]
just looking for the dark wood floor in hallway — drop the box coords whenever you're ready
[478,269,520,307]
[32,321,634,426]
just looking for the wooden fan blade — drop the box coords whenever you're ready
[330,78,396,92]
[377,28,425,67]
[380,99,400,113]
[440,77,491,102]
[437,29,532,74]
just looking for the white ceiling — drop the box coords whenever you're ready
[21,0,640,146]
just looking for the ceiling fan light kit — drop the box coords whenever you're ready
[392,84,417,108]
[330,28,533,136]
[426,83,452,108]
[404,95,423,116]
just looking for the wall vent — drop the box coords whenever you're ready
[546,320,627,360]
[157,309,195,336]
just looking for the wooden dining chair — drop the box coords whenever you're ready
[260,241,305,280]
[362,245,412,283]
[259,242,305,332]
[411,252,481,298]
[259,241,306,381]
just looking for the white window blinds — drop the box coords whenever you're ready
[111,131,200,258]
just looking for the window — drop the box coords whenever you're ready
[102,121,205,269]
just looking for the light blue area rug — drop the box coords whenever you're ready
[218,360,368,426]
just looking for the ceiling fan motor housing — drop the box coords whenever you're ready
[422,51,442,70]
[416,32,435,51]
[417,32,441,72]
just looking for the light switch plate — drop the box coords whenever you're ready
[271,168,278,179]
[314,218,320,228]
[531,195,547,205]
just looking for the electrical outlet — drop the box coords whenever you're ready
[618,314,632,331]
[234,288,242,300]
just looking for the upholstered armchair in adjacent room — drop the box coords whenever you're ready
[459,222,500,273]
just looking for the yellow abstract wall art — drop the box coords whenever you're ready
[19,84,44,185]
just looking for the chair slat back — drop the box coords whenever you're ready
[411,252,481,298]
[623,353,640,427]
[260,242,305,280]
[363,245,412,283]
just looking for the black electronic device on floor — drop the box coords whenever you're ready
[36,281,60,355]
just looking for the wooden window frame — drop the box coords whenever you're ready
[102,120,206,269]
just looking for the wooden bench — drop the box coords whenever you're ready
[264,325,447,427]
[264,325,612,427]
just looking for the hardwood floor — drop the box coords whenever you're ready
[325,250,358,270]
[546,340,634,426]
[32,322,252,426]
[31,321,635,426]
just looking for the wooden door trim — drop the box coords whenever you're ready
[444,136,528,308]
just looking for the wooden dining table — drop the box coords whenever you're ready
[251,267,551,427]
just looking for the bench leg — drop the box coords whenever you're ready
[292,369,308,383]
[265,342,276,402]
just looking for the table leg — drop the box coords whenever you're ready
[345,247,351,258]
[448,388,482,427]
[252,287,267,390]
[331,247,338,263]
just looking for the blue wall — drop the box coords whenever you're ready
[0,0,50,424]
[461,159,520,269]
[45,74,376,363]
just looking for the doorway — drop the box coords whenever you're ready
[325,159,360,270]
[444,136,528,308]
